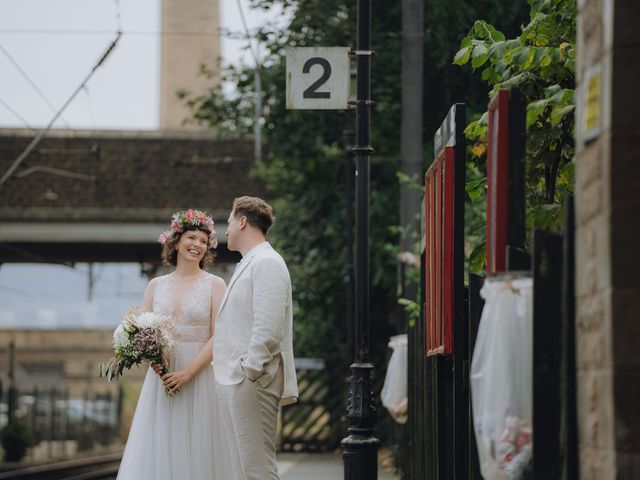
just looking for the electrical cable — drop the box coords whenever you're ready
[0,29,218,36]
[0,43,71,129]
[235,0,262,163]
[0,32,122,187]
[0,95,33,129]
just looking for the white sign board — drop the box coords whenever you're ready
[286,47,350,110]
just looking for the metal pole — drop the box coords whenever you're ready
[400,0,424,329]
[342,0,380,477]
[254,70,262,163]
[7,340,16,423]
[343,128,355,365]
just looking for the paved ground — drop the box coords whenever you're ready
[278,453,399,479]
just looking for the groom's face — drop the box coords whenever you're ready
[226,210,243,252]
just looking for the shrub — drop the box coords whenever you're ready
[1,419,32,462]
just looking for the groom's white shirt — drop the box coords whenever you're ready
[212,241,298,406]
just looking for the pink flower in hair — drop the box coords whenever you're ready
[158,231,172,245]
[160,209,218,250]
[185,209,196,222]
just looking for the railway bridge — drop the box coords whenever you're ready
[0,128,266,269]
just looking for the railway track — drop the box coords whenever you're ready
[0,452,121,480]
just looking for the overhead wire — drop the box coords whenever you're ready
[0,43,71,129]
[0,31,122,187]
[0,95,33,129]
[235,0,262,163]
[0,29,218,37]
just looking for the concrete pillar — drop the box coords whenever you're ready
[575,0,640,477]
[159,0,220,131]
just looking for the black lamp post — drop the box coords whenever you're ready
[341,0,380,478]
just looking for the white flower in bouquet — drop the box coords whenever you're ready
[135,311,165,329]
[100,306,176,396]
[161,330,175,351]
[113,323,129,348]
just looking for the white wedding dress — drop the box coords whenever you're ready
[117,273,241,479]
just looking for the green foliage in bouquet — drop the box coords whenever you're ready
[99,309,174,382]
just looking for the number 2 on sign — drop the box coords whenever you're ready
[302,57,331,99]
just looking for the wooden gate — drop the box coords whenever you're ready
[279,358,342,452]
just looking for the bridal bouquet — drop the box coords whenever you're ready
[100,307,176,393]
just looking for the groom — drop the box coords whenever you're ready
[213,196,298,480]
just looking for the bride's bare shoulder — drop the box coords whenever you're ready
[208,273,227,289]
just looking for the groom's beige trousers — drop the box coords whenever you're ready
[216,362,284,480]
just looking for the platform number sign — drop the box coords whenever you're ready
[286,47,350,110]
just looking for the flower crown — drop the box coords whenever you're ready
[158,209,218,249]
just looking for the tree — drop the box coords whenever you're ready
[182,0,531,393]
[454,0,576,272]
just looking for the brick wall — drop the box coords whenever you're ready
[0,129,267,223]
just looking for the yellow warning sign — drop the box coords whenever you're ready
[583,64,602,141]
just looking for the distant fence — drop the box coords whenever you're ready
[280,357,390,452]
[0,386,122,460]
[2,358,392,458]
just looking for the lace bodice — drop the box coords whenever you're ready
[153,273,213,343]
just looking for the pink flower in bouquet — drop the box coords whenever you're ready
[100,308,176,396]
[132,328,161,356]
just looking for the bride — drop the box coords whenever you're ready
[117,209,240,479]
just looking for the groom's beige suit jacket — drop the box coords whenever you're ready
[212,242,298,406]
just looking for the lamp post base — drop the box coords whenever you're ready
[342,362,380,480]
[342,434,381,480]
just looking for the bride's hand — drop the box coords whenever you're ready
[151,363,164,376]
[162,369,194,394]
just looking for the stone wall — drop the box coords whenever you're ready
[575,0,640,477]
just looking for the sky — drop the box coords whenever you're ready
[0,0,288,329]
[0,0,288,129]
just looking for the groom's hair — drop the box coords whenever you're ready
[232,196,274,235]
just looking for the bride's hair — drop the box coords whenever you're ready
[161,226,215,270]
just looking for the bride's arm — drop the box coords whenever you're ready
[162,276,226,393]
[141,278,157,312]
[144,279,167,377]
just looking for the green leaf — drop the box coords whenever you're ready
[550,104,575,125]
[453,46,473,65]
[466,177,486,201]
[488,41,506,61]
[526,98,550,127]
[471,43,489,68]
[481,67,501,84]
[549,88,574,105]
[474,21,506,42]
[469,240,487,274]
[531,46,549,68]
[505,39,521,50]
[499,72,528,88]
[512,46,532,67]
